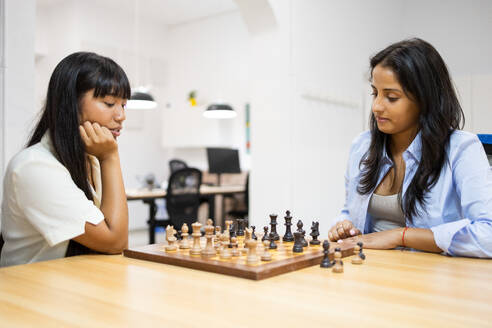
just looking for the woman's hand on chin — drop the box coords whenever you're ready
[79,121,118,161]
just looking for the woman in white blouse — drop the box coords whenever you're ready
[1,52,129,266]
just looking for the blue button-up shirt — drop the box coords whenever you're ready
[336,130,492,258]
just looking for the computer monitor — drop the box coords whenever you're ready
[206,148,241,185]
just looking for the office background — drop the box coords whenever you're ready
[1,0,491,236]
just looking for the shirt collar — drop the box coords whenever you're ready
[381,131,422,164]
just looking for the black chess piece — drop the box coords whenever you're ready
[229,223,236,238]
[283,210,294,242]
[309,221,320,246]
[297,220,308,247]
[320,240,333,268]
[251,226,257,240]
[269,214,280,241]
[268,232,277,250]
[262,226,269,241]
[237,218,245,236]
[358,242,366,260]
[293,231,304,253]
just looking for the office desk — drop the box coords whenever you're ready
[126,185,245,243]
[1,250,490,327]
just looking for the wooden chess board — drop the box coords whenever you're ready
[123,238,355,280]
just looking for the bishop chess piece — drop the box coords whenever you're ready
[358,242,366,260]
[268,232,277,250]
[332,247,344,273]
[261,240,272,261]
[309,221,320,246]
[293,231,304,253]
[269,214,280,241]
[261,226,269,242]
[190,222,202,255]
[246,239,259,265]
[283,210,294,242]
[179,223,190,249]
[201,224,216,258]
[320,240,333,268]
[297,220,308,247]
[165,225,178,252]
[352,243,364,264]
[237,218,246,236]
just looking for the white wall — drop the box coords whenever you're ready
[0,0,36,230]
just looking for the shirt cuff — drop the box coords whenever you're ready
[430,219,470,254]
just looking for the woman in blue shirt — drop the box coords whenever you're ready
[329,38,492,258]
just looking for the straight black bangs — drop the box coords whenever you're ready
[91,63,131,100]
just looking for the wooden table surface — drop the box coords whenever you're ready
[126,185,245,200]
[0,250,491,327]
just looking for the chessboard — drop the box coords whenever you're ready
[123,238,355,280]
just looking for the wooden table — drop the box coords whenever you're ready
[1,249,491,327]
[127,185,245,243]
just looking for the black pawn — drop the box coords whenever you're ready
[261,226,269,241]
[237,218,245,236]
[296,220,308,247]
[293,231,304,253]
[320,240,333,268]
[283,210,294,242]
[358,242,366,260]
[269,214,280,241]
[309,221,320,246]
[268,232,277,250]
[251,226,257,240]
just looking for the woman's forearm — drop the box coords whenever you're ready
[398,227,442,253]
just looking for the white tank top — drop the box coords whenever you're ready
[368,193,406,232]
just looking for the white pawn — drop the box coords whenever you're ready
[261,240,272,261]
[219,234,232,259]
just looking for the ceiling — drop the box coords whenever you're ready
[37,0,238,26]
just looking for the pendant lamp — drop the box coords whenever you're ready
[203,103,237,119]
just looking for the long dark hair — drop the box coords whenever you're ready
[28,52,131,200]
[357,38,464,220]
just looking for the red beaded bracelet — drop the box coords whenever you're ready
[402,227,409,248]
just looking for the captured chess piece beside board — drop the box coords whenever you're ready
[124,212,365,280]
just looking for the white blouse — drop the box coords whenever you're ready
[0,133,104,267]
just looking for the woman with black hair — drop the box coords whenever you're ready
[329,38,492,258]
[1,52,130,266]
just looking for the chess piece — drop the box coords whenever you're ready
[358,242,366,260]
[219,234,232,259]
[352,244,363,264]
[320,240,333,268]
[190,222,202,255]
[268,232,277,250]
[179,223,190,249]
[214,226,221,243]
[224,220,232,239]
[237,218,245,236]
[201,225,216,257]
[261,240,272,261]
[261,226,269,242]
[229,222,236,238]
[309,221,320,246]
[246,239,259,265]
[293,231,304,253]
[269,214,280,241]
[251,226,257,240]
[231,237,240,257]
[283,210,294,242]
[165,225,178,251]
[332,247,344,273]
[296,220,308,247]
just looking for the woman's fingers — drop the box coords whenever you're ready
[329,220,359,241]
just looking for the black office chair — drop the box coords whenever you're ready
[165,168,203,230]
[227,173,249,222]
[169,159,188,174]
